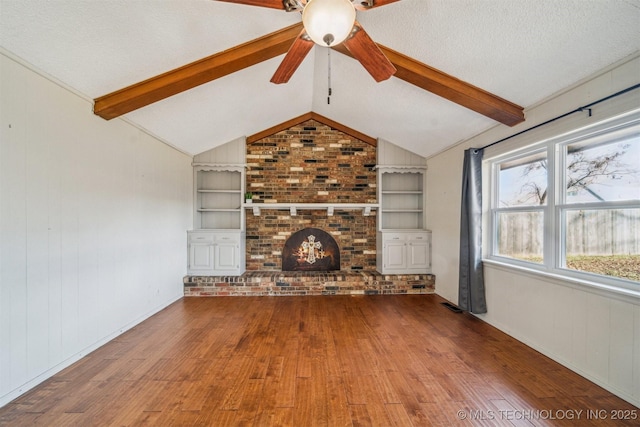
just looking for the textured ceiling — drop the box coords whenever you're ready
[1,0,639,157]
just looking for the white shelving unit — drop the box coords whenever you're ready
[189,164,246,275]
[194,165,244,230]
[379,167,425,230]
[377,165,431,274]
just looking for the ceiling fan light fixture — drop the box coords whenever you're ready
[302,0,356,47]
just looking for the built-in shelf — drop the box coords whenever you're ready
[189,148,247,276]
[378,167,425,230]
[194,165,244,230]
[244,203,379,217]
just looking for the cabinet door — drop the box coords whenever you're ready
[214,241,239,271]
[407,240,430,270]
[383,240,407,270]
[189,243,214,272]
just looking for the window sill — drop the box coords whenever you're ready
[482,258,640,305]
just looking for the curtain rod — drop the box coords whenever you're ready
[476,83,640,153]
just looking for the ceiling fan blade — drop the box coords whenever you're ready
[214,0,287,9]
[270,30,314,84]
[353,0,401,11]
[341,22,396,82]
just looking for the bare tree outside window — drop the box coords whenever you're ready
[565,140,640,203]
[499,152,547,207]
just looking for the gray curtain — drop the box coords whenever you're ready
[458,148,487,314]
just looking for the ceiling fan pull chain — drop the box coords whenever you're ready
[328,47,332,104]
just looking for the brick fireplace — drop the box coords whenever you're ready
[245,119,378,271]
[184,116,435,297]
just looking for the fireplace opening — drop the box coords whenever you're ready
[282,228,341,271]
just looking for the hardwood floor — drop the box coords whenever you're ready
[1,294,637,426]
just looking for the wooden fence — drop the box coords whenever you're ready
[498,209,640,256]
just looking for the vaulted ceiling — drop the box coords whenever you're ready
[2,0,639,158]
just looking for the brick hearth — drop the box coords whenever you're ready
[184,272,435,297]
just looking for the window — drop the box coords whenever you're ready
[489,111,640,288]
[495,151,547,263]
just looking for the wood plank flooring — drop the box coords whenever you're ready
[1,295,637,426]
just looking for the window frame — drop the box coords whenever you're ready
[491,146,550,265]
[487,109,640,294]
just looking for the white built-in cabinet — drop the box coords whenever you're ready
[188,161,246,275]
[376,145,432,274]
[377,230,432,274]
[188,230,245,275]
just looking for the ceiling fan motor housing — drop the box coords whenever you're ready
[302,0,357,46]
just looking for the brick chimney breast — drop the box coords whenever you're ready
[246,120,377,271]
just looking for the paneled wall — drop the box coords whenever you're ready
[0,53,193,406]
[425,55,640,406]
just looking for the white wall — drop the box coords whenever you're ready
[0,53,193,407]
[426,54,640,406]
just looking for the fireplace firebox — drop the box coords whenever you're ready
[282,228,341,271]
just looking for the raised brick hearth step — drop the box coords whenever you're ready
[184,271,435,297]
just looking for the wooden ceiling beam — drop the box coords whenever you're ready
[93,23,304,120]
[334,44,525,127]
[94,21,524,127]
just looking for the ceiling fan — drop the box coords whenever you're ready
[93,0,524,127]
[217,0,399,84]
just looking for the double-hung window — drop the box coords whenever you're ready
[489,110,640,290]
[494,149,548,264]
